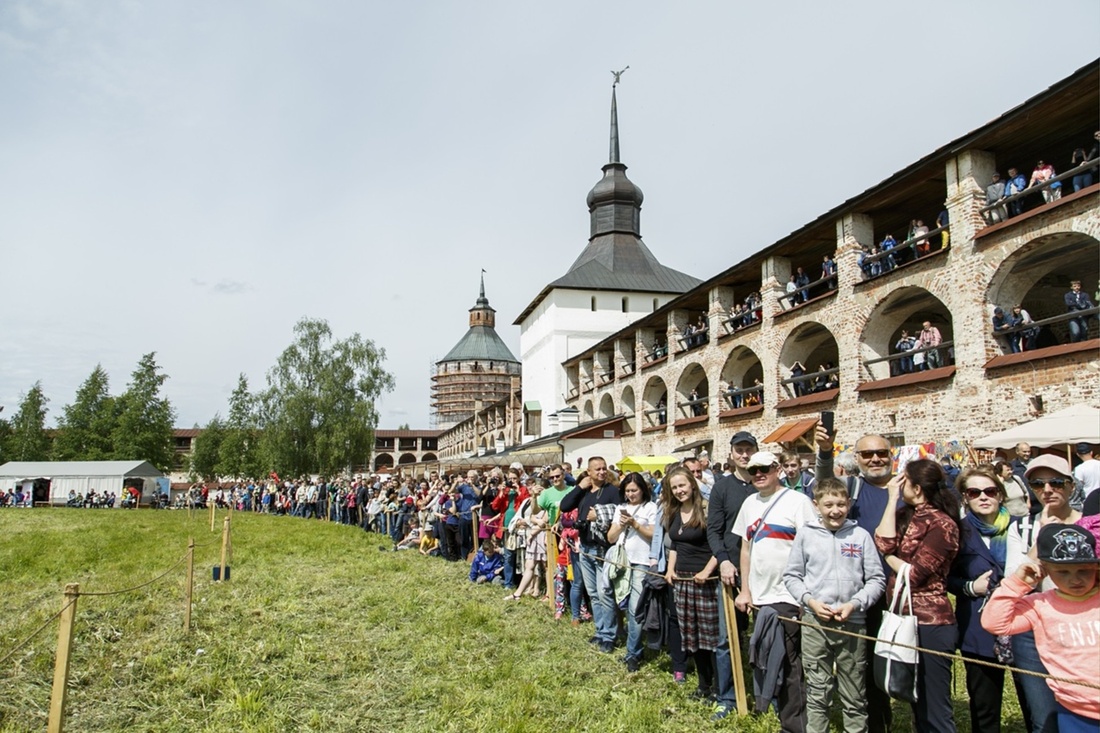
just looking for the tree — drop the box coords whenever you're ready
[6,382,51,461]
[217,374,261,479]
[53,364,117,460]
[397,422,410,430]
[112,353,176,471]
[258,318,394,476]
[190,416,225,481]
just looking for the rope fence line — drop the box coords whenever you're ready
[0,599,76,669]
[0,508,238,733]
[538,524,1100,693]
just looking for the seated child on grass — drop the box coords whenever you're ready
[395,518,422,551]
[783,477,886,733]
[418,525,440,556]
[469,539,505,585]
[982,523,1100,733]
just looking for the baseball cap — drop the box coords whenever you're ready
[1036,524,1099,564]
[1024,454,1073,480]
[730,431,758,447]
[1075,442,1093,455]
[747,451,780,469]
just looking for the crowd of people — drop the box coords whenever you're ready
[991,278,1098,354]
[402,429,1100,732]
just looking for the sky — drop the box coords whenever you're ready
[2,1,1097,430]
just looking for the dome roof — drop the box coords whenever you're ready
[438,326,519,364]
[586,163,644,209]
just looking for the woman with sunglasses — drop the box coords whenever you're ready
[875,458,963,733]
[947,467,1011,733]
[1005,454,1083,733]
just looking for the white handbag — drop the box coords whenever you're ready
[873,563,919,703]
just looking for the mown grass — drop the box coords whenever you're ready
[0,509,1024,732]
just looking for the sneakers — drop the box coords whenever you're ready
[625,657,640,673]
[570,619,581,627]
[711,706,732,721]
[597,641,615,654]
[672,671,686,684]
[588,635,600,645]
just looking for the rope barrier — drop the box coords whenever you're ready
[0,599,76,668]
[543,525,1100,692]
[76,552,190,597]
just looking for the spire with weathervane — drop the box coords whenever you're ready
[586,67,644,239]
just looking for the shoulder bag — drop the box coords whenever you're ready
[873,563,919,703]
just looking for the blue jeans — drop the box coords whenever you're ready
[1013,631,1058,733]
[1056,702,1100,733]
[713,583,738,711]
[570,553,586,620]
[501,547,516,588]
[1072,173,1093,193]
[577,543,617,643]
[624,564,647,662]
[1069,317,1089,343]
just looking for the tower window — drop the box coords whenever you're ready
[591,296,597,312]
[621,297,629,313]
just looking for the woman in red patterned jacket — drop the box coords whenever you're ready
[875,459,963,733]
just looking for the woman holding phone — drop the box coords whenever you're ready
[607,472,657,672]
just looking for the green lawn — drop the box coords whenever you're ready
[0,510,1024,732]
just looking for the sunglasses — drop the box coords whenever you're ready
[747,465,775,476]
[548,474,563,479]
[858,449,891,459]
[964,487,1000,500]
[1028,477,1071,490]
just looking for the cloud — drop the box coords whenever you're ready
[191,278,251,295]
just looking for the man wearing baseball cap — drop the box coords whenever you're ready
[1073,443,1099,508]
[733,450,816,732]
[704,430,758,720]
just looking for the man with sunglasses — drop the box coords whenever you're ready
[814,425,897,733]
[705,430,759,720]
[733,451,815,732]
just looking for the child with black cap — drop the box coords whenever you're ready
[982,523,1100,732]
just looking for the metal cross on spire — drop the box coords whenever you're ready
[611,66,629,87]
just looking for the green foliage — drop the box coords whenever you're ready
[258,318,394,476]
[111,353,176,471]
[190,415,225,481]
[4,381,50,461]
[53,364,118,461]
[217,374,262,479]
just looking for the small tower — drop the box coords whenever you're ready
[431,274,521,429]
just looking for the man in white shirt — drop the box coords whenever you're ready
[733,451,816,733]
[1073,443,1099,508]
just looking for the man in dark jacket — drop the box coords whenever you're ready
[559,457,620,653]
[705,430,758,720]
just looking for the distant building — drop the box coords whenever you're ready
[515,85,700,439]
[431,275,521,429]
[370,430,443,472]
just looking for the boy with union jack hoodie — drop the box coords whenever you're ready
[783,477,886,733]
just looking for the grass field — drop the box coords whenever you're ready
[0,509,1025,732]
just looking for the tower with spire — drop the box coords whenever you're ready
[431,273,521,429]
[514,79,700,439]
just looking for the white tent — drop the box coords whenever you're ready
[971,405,1100,450]
[0,460,165,506]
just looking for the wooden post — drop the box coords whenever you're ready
[545,531,558,608]
[47,583,80,733]
[184,538,195,632]
[209,500,216,532]
[472,507,481,556]
[721,584,749,715]
[219,516,231,582]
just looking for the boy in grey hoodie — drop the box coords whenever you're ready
[783,478,886,733]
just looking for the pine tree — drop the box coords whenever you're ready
[6,382,51,461]
[53,364,117,460]
[112,353,176,471]
[217,374,261,479]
